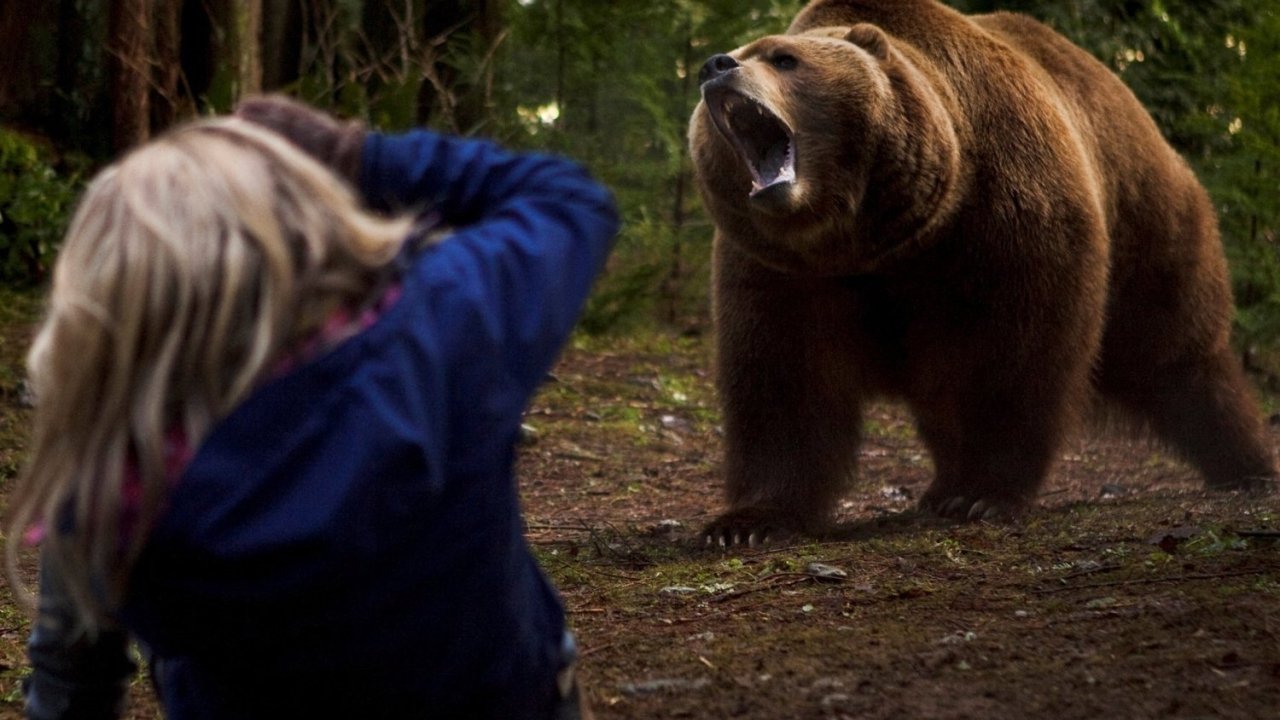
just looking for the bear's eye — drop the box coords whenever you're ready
[770,54,798,71]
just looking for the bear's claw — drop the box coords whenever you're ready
[922,494,1019,522]
[701,507,800,549]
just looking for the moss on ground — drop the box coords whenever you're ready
[0,321,1277,718]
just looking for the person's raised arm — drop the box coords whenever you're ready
[361,127,619,396]
[234,95,619,397]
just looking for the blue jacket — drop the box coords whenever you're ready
[114,131,618,718]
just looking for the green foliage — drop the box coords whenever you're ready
[1211,8,1280,346]
[3,0,1277,338]
[0,130,81,285]
[495,0,801,334]
[579,211,711,334]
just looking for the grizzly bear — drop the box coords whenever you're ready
[689,0,1275,546]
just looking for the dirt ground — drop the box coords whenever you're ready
[0,299,1277,719]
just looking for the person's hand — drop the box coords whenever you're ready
[234,95,365,183]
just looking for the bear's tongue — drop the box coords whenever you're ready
[752,139,795,196]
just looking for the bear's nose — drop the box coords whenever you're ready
[699,54,739,85]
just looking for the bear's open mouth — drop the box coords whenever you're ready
[705,88,796,198]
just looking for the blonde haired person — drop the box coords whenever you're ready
[7,96,617,719]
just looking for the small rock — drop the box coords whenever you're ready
[880,485,913,502]
[1147,525,1200,553]
[938,631,976,645]
[643,518,683,538]
[820,693,853,709]
[618,678,711,696]
[660,414,691,432]
[810,678,845,691]
[627,376,662,390]
[806,562,849,582]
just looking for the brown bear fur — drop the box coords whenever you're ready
[688,0,1275,544]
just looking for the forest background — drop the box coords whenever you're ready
[0,0,1277,348]
[0,5,1278,716]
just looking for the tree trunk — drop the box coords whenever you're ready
[261,0,302,91]
[418,0,465,129]
[0,2,60,131]
[466,0,504,131]
[553,0,565,128]
[203,0,262,109]
[151,0,185,132]
[180,0,214,106]
[53,0,88,142]
[361,0,425,127]
[417,0,505,132]
[664,12,696,325]
[107,0,152,152]
[296,0,348,107]
[231,0,264,98]
[0,3,33,118]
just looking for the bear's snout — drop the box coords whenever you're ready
[699,54,739,86]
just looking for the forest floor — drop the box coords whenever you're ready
[0,290,1277,719]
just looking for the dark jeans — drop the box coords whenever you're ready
[26,552,590,720]
[23,552,135,720]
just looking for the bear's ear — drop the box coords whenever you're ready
[845,23,890,62]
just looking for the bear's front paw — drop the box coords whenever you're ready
[919,493,1024,522]
[701,507,801,548]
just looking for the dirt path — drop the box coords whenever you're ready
[523,337,1280,720]
[0,327,1276,718]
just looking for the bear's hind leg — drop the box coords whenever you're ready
[913,397,1063,521]
[1103,348,1276,492]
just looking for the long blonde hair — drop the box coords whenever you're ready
[5,118,413,633]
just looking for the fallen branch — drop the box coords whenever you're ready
[1034,568,1271,595]
[1057,563,1122,581]
[525,522,600,532]
[579,642,615,658]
